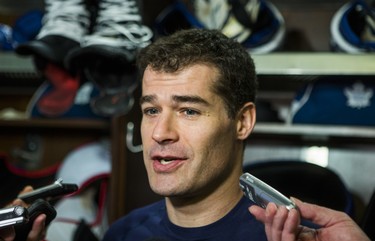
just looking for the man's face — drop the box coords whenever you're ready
[140,64,243,199]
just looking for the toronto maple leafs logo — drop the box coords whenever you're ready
[344,81,373,109]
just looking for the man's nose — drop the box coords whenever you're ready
[151,113,178,144]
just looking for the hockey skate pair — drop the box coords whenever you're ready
[16,0,152,117]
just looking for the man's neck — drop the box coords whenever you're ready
[165,181,244,227]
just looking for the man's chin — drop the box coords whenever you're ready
[150,181,184,197]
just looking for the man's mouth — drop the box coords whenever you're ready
[154,155,186,164]
[160,159,174,165]
[152,156,185,172]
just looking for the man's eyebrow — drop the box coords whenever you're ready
[139,95,156,106]
[172,95,209,106]
[139,94,209,106]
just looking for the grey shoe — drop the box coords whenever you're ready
[65,0,152,116]
[16,0,91,67]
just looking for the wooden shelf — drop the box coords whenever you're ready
[0,52,37,76]
[3,52,375,78]
[252,53,375,76]
[0,118,109,130]
[251,123,375,145]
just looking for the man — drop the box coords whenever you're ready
[103,28,265,241]
[102,28,371,241]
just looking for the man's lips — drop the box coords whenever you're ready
[151,156,187,172]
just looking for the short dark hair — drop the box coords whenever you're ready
[136,28,257,119]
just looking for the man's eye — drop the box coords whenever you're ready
[143,108,159,115]
[182,108,200,116]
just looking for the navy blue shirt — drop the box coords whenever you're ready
[102,196,267,241]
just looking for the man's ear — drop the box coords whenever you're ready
[236,102,256,140]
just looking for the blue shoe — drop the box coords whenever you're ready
[330,0,375,53]
[0,10,43,51]
[154,0,285,53]
[12,10,43,47]
[0,24,13,51]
